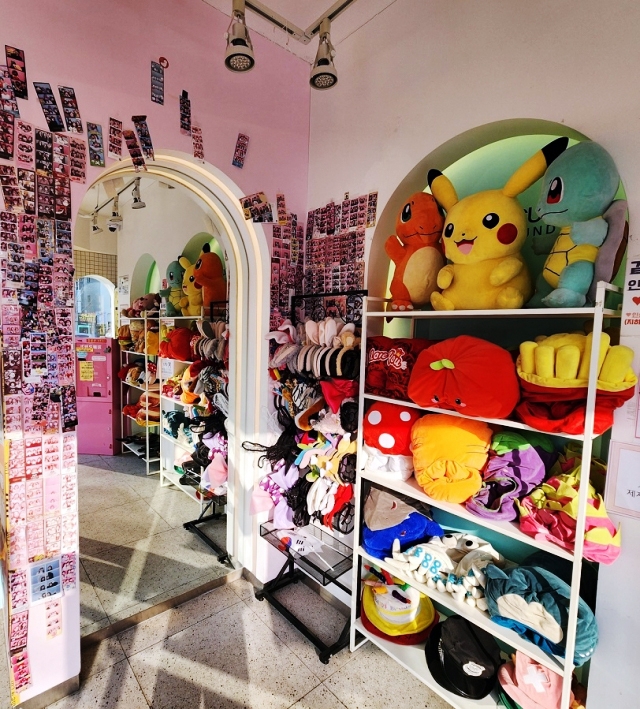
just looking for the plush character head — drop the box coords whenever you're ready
[395,192,444,248]
[166,259,185,288]
[363,402,421,455]
[411,414,491,503]
[408,336,520,419]
[145,328,159,356]
[535,142,619,227]
[428,138,567,266]
[179,256,203,314]
[193,243,227,306]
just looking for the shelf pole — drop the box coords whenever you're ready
[560,282,606,707]
[350,295,369,651]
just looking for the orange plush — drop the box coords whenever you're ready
[385,193,445,311]
[193,244,227,312]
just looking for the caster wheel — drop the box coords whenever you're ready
[319,653,330,665]
[255,593,265,602]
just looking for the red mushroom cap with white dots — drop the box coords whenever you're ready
[363,402,421,456]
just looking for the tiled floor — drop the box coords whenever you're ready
[45,579,451,709]
[78,454,230,635]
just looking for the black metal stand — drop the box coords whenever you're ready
[255,556,351,664]
[183,496,231,565]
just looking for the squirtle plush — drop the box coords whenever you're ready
[179,256,203,316]
[159,258,186,316]
[530,140,627,307]
[384,192,444,311]
[193,243,227,311]
[428,138,567,310]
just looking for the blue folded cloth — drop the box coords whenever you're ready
[484,563,597,666]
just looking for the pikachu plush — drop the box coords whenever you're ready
[179,256,203,316]
[428,139,567,310]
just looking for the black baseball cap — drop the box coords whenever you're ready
[425,616,501,700]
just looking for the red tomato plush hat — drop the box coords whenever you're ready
[408,335,519,419]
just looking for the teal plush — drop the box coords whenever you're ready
[529,140,625,308]
[159,258,186,316]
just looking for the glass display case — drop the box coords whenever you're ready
[75,275,115,338]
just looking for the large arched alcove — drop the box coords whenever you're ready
[74,151,271,572]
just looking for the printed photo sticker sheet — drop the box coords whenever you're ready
[0,109,15,160]
[52,134,70,178]
[30,558,61,603]
[232,132,249,168]
[87,122,105,167]
[69,136,86,183]
[107,117,122,159]
[10,648,32,693]
[35,129,52,176]
[5,46,27,99]
[36,174,55,219]
[18,169,36,215]
[54,176,71,220]
[192,125,204,160]
[151,61,164,104]
[45,599,62,638]
[58,86,83,133]
[0,164,23,213]
[132,115,154,159]
[276,194,287,225]
[61,552,76,590]
[15,120,35,170]
[180,90,191,135]
[55,220,72,255]
[122,128,146,170]
[10,570,28,611]
[9,610,28,651]
[240,191,273,223]
[0,65,20,116]
[33,82,64,133]
[19,213,37,258]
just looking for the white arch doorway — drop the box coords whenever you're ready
[74,150,270,570]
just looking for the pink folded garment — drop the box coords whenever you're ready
[498,652,568,709]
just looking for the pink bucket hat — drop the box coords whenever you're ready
[498,652,570,709]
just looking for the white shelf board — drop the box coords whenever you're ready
[357,546,564,675]
[123,380,159,393]
[160,394,188,407]
[160,431,195,454]
[364,392,589,441]
[360,470,575,562]
[354,618,499,709]
[161,468,201,502]
[121,440,160,464]
[366,307,620,319]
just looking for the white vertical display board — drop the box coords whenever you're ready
[0,210,81,705]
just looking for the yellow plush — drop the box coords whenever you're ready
[145,328,159,356]
[179,256,203,316]
[427,139,567,310]
[410,414,491,503]
[517,332,637,392]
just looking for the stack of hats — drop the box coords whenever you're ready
[426,616,502,700]
[365,336,431,400]
[361,566,437,645]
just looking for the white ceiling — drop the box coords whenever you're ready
[202,0,399,63]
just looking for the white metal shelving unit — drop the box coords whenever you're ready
[349,283,622,709]
[119,312,160,475]
[157,312,206,513]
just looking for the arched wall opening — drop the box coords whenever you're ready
[369,118,627,339]
[73,151,271,571]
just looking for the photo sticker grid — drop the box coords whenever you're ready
[132,115,154,159]
[0,64,20,116]
[32,82,64,133]
[107,117,122,159]
[5,46,27,99]
[150,60,164,104]
[86,122,105,167]
[232,132,249,168]
[0,109,15,161]
[16,120,35,170]
[57,86,83,133]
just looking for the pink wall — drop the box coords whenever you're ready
[1,0,311,220]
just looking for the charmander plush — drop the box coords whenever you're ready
[515,331,637,434]
[530,140,627,307]
[428,138,568,311]
[179,256,203,316]
[159,258,186,316]
[410,414,491,503]
[193,243,227,312]
[385,192,444,311]
[408,335,520,419]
